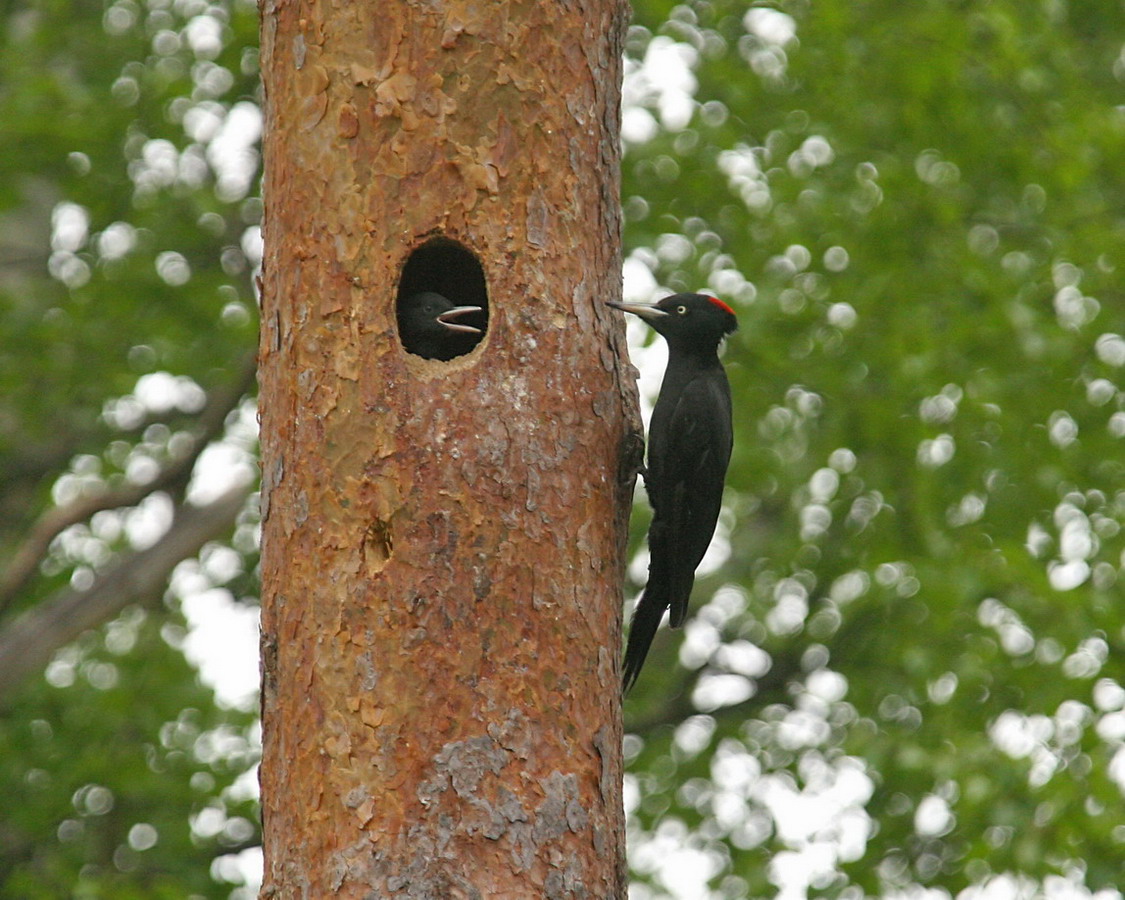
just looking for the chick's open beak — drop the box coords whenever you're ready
[436,305,483,334]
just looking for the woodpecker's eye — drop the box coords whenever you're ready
[676,305,687,315]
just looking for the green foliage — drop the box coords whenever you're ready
[0,0,260,541]
[621,0,1125,897]
[0,0,260,894]
[0,613,259,898]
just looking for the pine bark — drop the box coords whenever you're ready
[257,1,634,896]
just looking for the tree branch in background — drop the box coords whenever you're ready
[0,353,257,613]
[623,600,884,737]
[623,643,806,737]
[0,484,251,705]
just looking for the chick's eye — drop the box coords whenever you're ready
[676,305,687,314]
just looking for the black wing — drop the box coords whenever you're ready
[649,372,732,627]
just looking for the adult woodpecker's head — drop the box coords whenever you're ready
[607,292,737,355]
[398,291,483,361]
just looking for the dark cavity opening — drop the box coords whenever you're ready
[396,237,488,361]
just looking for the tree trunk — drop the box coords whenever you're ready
[257,1,634,896]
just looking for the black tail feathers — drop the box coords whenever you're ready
[622,583,669,692]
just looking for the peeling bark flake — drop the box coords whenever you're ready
[338,103,359,138]
[526,188,549,248]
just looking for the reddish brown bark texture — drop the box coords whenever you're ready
[257,1,634,896]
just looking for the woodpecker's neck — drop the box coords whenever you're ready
[666,342,723,375]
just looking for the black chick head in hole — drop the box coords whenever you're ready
[398,291,484,361]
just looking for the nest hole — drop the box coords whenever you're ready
[396,238,488,361]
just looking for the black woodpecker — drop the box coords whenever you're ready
[398,291,483,361]
[608,292,738,691]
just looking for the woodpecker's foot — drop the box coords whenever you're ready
[618,430,647,487]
